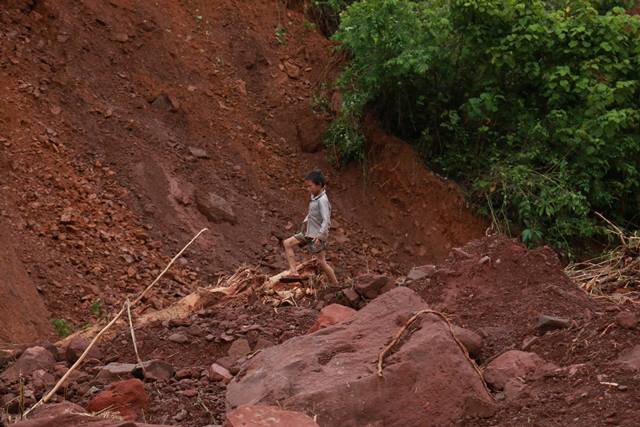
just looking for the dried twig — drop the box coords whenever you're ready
[376,309,493,398]
[126,299,144,372]
[567,214,640,303]
[23,228,208,417]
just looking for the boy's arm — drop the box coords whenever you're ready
[317,198,331,241]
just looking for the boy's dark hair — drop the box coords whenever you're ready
[304,170,326,187]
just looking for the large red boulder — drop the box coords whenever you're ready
[227,287,494,426]
[86,378,149,421]
[308,304,356,333]
[225,405,319,427]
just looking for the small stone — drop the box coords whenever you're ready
[175,368,194,380]
[86,379,148,421]
[536,315,571,334]
[151,93,179,112]
[182,388,198,397]
[173,408,188,422]
[195,191,237,225]
[96,362,136,381]
[188,146,209,159]
[283,61,301,79]
[168,332,189,344]
[342,288,360,304]
[111,32,129,42]
[407,265,436,281]
[615,312,638,329]
[208,363,233,383]
[308,304,356,333]
[228,338,251,360]
[141,360,174,381]
[353,274,395,299]
[618,384,628,391]
[205,334,215,342]
[521,336,539,351]
[615,345,640,371]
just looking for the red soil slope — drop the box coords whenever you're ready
[0,0,483,343]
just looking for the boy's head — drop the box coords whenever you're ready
[304,170,326,195]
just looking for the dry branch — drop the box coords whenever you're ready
[377,309,493,398]
[23,228,208,417]
[126,299,144,372]
[566,214,640,303]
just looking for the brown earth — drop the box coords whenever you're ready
[2,1,640,427]
[0,0,483,344]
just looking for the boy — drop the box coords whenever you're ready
[282,170,339,287]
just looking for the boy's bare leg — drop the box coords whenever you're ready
[316,250,339,287]
[283,236,301,275]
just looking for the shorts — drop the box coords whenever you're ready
[294,232,327,254]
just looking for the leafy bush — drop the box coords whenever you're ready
[330,0,640,251]
[52,318,73,337]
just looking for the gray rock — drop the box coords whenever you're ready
[536,315,571,333]
[168,332,189,344]
[195,191,237,225]
[151,93,179,112]
[96,362,136,381]
[407,264,436,281]
[354,274,395,299]
[208,363,233,383]
[140,360,174,381]
[188,146,209,159]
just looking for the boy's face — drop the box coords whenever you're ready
[304,179,323,196]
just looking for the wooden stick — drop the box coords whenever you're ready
[376,309,493,398]
[24,228,208,417]
[133,228,209,305]
[126,299,144,372]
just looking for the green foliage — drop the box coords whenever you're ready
[90,299,102,318]
[52,318,73,338]
[275,26,288,45]
[331,0,640,250]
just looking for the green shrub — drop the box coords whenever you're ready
[330,0,640,251]
[52,318,73,338]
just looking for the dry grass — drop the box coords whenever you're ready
[566,213,640,304]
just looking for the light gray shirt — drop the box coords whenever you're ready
[303,190,331,240]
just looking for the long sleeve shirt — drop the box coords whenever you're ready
[303,190,331,241]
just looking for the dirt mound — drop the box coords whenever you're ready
[409,235,594,360]
[227,287,494,426]
[404,236,640,426]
